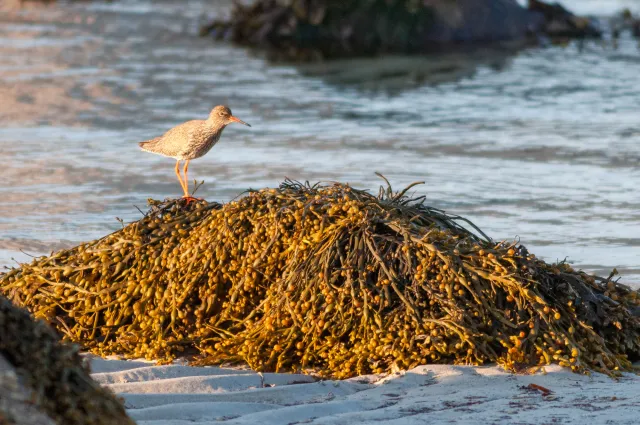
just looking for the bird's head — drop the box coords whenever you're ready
[208,105,251,127]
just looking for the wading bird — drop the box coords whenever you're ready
[139,105,251,200]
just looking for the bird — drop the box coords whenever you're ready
[139,105,251,201]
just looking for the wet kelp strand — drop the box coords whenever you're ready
[1,180,639,379]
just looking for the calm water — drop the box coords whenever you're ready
[1,0,639,285]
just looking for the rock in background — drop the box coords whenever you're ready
[201,0,602,60]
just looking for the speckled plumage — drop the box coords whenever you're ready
[139,106,235,160]
[138,105,250,198]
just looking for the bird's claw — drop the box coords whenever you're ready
[181,196,203,205]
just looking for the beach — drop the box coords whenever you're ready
[91,356,640,424]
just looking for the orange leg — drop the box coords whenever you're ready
[175,160,189,197]
[181,160,202,204]
[183,160,190,194]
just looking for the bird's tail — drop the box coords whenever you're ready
[139,137,160,152]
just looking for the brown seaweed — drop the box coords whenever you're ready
[1,179,638,379]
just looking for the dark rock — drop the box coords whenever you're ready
[0,355,57,425]
[201,0,602,60]
[420,0,540,44]
[0,296,136,425]
[527,0,602,38]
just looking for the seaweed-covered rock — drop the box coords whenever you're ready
[0,296,135,425]
[201,0,601,60]
[528,0,602,38]
[0,354,57,425]
[1,180,639,379]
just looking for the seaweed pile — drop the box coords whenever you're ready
[1,180,639,379]
[0,296,135,425]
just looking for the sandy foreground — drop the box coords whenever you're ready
[87,356,640,425]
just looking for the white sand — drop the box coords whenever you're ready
[88,356,640,424]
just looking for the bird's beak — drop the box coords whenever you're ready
[229,116,251,127]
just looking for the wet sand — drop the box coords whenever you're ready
[90,356,640,425]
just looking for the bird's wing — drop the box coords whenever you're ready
[158,120,202,156]
[162,120,199,140]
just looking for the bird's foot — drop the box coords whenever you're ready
[181,195,203,205]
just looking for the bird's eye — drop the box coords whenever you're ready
[219,112,225,117]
